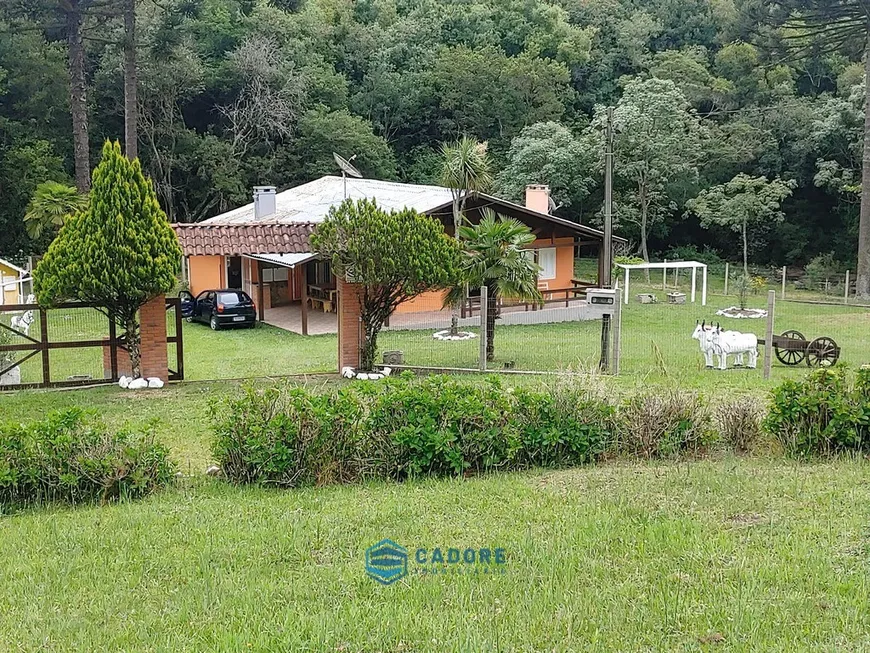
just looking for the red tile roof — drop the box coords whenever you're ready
[172,223,316,256]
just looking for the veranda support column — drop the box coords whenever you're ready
[781,266,787,299]
[624,269,630,304]
[300,265,309,337]
[724,262,729,295]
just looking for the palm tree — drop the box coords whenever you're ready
[24,181,88,240]
[447,210,542,362]
[440,137,492,333]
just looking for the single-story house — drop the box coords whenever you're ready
[172,176,625,334]
[0,257,29,305]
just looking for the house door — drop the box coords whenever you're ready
[227,257,242,289]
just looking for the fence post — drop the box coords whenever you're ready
[763,290,775,381]
[611,289,622,375]
[662,260,667,290]
[781,266,786,300]
[39,308,50,385]
[478,285,488,372]
[724,262,729,295]
[845,270,850,304]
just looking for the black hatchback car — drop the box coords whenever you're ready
[180,289,257,330]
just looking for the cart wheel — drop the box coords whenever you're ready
[775,330,806,366]
[806,337,840,367]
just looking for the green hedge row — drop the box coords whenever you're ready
[0,409,175,507]
[766,366,870,456]
[211,374,721,487]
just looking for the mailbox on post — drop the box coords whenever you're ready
[585,288,617,319]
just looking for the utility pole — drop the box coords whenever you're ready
[600,106,614,371]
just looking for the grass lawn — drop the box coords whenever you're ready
[2,459,870,651]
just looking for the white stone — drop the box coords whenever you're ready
[206,465,221,477]
[0,366,21,386]
[382,367,392,376]
[118,375,131,389]
[357,373,369,380]
[369,373,383,380]
[128,378,148,390]
[147,377,165,389]
[342,367,355,379]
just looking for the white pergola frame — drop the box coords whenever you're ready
[616,261,707,306]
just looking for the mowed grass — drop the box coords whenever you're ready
[381,297,870,390]
[1,459,870,651]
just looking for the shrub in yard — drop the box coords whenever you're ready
[615,391,713,458]
[212,375,615,486]
[715,397,765,453]
[764,368,868,456]
[0,408,174,507]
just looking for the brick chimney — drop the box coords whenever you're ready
[253,186,277,220]
[525,184,550,214]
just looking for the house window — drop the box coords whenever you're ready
[524,248,557,281]
[306,260,332,286]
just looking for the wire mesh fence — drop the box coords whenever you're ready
[0,304,111,386]
[372,259,870,385]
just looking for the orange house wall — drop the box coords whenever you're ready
[393,237,576,314]
[188,256,224,296]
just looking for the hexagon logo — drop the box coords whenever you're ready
[365,539,408,586]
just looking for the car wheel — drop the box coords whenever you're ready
[210,315,220,331]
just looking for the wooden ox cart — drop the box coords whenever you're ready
[759,330,840,367]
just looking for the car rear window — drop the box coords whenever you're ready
[218,292,249,306]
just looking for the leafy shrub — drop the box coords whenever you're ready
[612,255,644,281]
[665,244,724,268]
[0,409,174,507]
[716,397,765,453]
[804,252,843,291]
[614,391,713,458]
[212,375,615,486]
[764,368,869,456]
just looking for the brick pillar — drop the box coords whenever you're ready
[139,294,168,381]
[337,277,364,372]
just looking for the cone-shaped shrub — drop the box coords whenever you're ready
[34,141,182,377]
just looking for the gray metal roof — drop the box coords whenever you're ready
[201,175,620,243]
[203,176,454,225]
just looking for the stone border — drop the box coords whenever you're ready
[432,329,477,341]
[715,306,768,319]
[341,367,394,381]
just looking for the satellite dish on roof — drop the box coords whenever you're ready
[334,153,363,179]
[333,153,363,199]
[548,196,563,213]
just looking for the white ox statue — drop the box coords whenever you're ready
[692,321,758,370]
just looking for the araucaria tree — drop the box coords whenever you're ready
[311,198,459,371]
[688,174,795,276]
[34,141,182,378]
[447,210,542,362]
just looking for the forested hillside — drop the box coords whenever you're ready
[0,0,864,270]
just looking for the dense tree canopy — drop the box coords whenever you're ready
[0,0,865,273]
